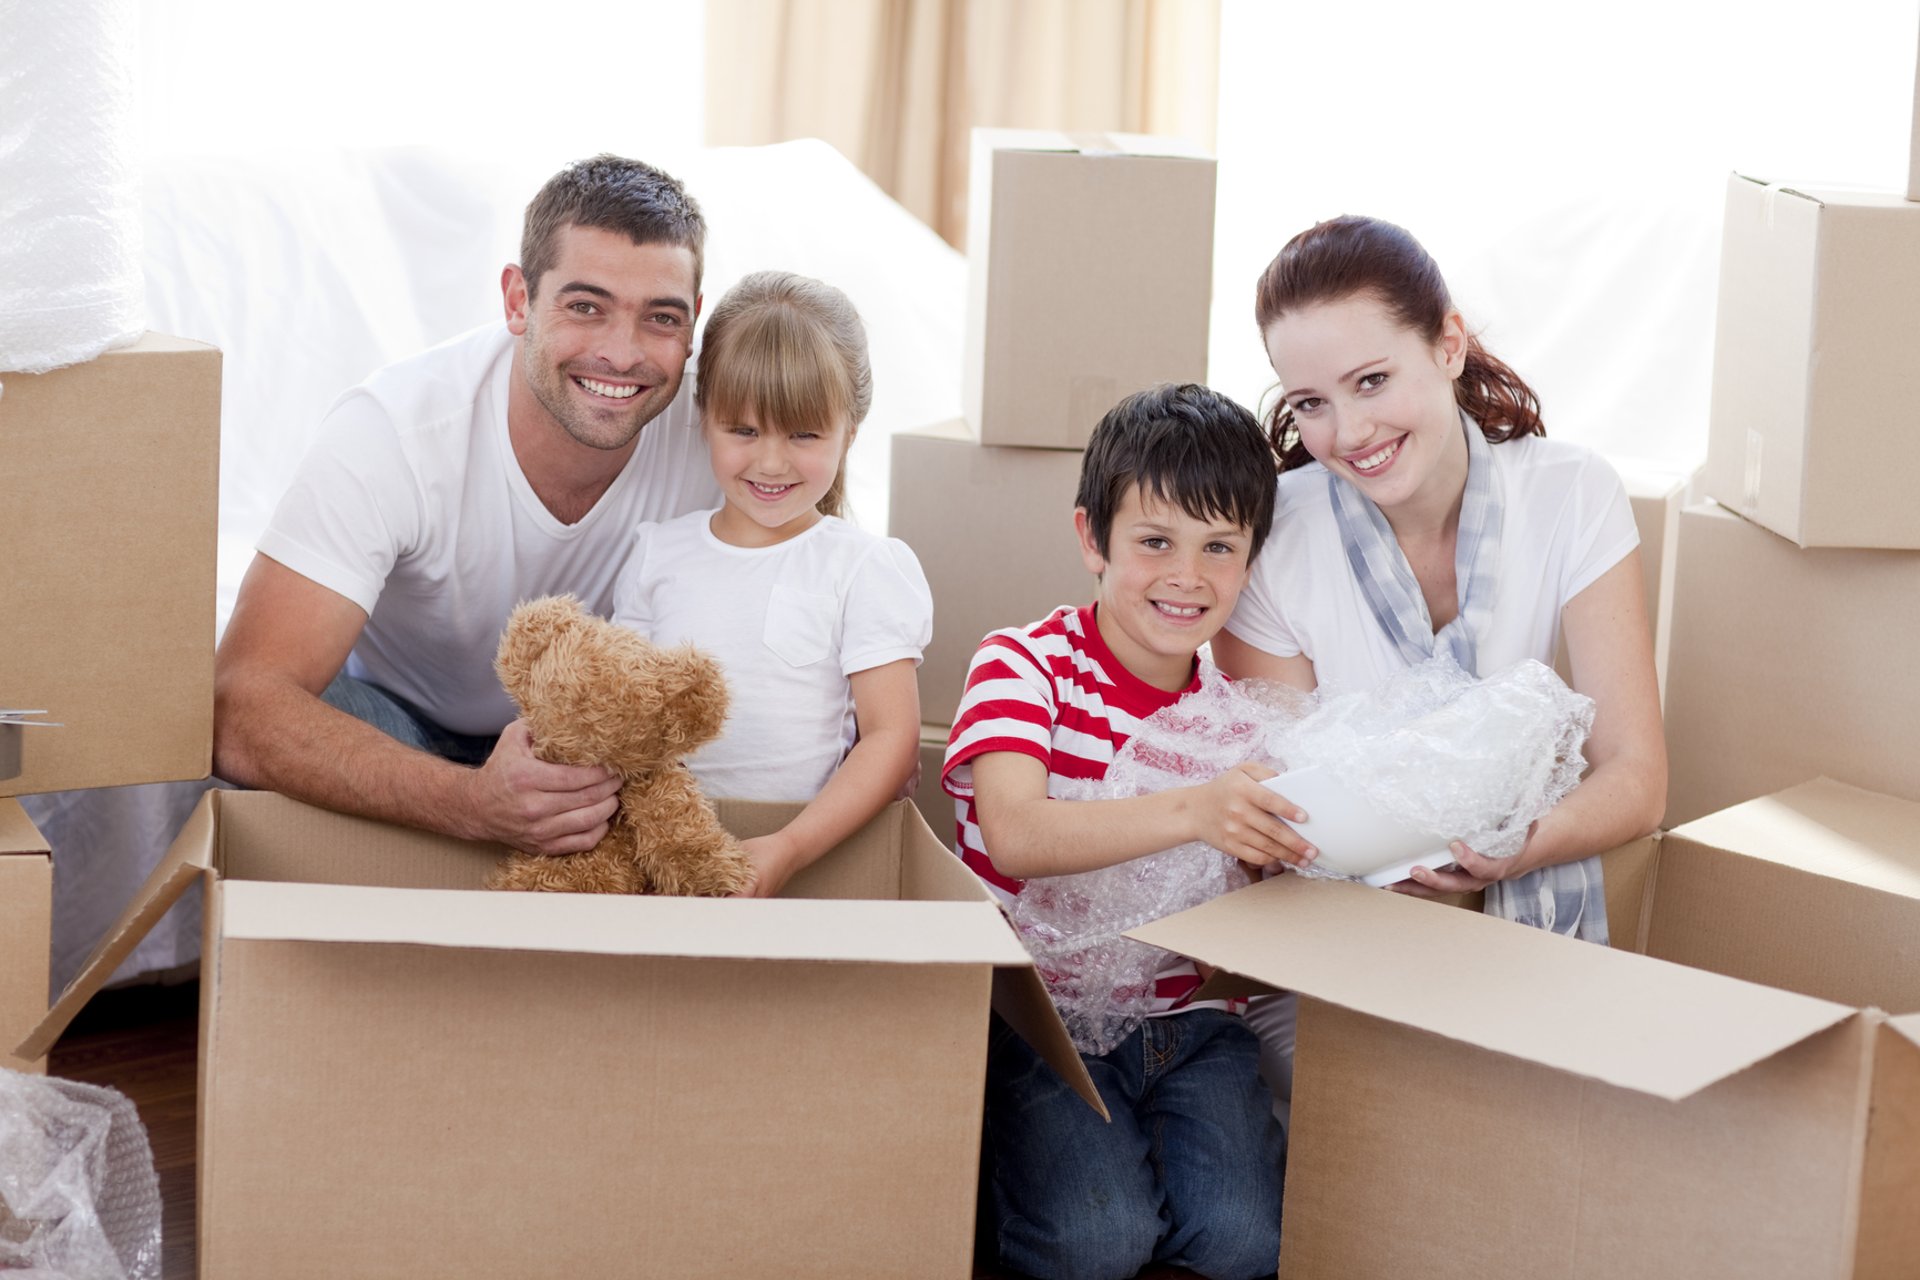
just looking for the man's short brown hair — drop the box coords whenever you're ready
[520,154,706,300]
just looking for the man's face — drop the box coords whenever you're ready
[503,223,700,452]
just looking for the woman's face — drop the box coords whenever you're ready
[1263,293,1468,513]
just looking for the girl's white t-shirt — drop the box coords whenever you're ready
[1225,436,1639,693]
[612,511,933,803]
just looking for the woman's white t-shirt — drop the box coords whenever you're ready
[1226,436,1639,691]
[611,511,933,803]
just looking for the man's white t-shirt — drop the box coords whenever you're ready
[612,510,932,803]
[259,324,722,735]
[1225,436,1639,692]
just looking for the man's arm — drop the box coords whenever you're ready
[213,553,621,854]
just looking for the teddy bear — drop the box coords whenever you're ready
[485,595,755,897]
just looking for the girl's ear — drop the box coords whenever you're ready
[1437,309,1469,379]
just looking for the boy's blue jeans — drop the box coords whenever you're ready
[982,1008,1285,1280]
[321,673,499,767]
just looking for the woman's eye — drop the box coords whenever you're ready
[1292,396,1322,414]
[1358,372,1388,391]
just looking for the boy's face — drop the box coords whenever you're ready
[1076,484,1256,692]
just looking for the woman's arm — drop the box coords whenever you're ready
[1401,551,1667,894]
[1209,628,1318,691]
[735,658,923,898]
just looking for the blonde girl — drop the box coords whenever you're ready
[611,271,931,896]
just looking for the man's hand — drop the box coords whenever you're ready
[1389,839,1529,897]
[1189,763,1317,870]
[462,720,622,857]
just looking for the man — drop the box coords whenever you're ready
[214,155,720,856]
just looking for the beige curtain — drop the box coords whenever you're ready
[705,0,1220,247]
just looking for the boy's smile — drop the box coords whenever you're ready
[1076,485,1255,692]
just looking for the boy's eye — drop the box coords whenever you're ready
[1206,541,1238,555]
[1358,372,1388,391]
[1141,536,1170,550]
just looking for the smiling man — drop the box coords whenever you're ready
[214,155,720,855]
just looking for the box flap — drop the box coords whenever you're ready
[1672,778,1920,899]
[1891,1013,1920,1051]
[1126,875,1855,1102]
[0,799,50,856]
[218,880,1035,965]
[992,966,1109,1121]
[13,788,217,1060]
[972,126,1211,162]
[1733,171,1920,210]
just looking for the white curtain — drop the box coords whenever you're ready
[1209,0,1920,473]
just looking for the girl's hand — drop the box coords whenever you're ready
[736,832,804,899]
[1390,839,1528,897]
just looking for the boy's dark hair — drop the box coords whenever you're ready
[1075,383,1277,562]
[520,154,706,301]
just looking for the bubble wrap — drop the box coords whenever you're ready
[0,1069,162,1280]
[0,0,148,374]
[1011,657,1593,1055]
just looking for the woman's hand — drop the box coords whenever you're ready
[1389,838,1531,897]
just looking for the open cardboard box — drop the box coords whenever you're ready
[1130,777,1920,1279]
[18,791,1099,1280]
[1,799,52,1073]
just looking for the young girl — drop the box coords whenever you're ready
[611,270,931,898]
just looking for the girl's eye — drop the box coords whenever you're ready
[791,431,819,442]
[1358,372,1388,391]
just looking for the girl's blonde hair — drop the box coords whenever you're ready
[696,270,873,519]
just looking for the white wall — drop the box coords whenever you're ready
[1210,0,1920,471]
[136,0,705,159]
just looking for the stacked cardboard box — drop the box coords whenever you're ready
[1663,168,1920,826]
[0,334,222,1069]
[894,130,1218,838]
[17,791,1096,1279]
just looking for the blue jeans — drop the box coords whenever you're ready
[982,1008,1285,1280]
[320,673,499,767]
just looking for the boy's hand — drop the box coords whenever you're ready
[1191,763,1316,870]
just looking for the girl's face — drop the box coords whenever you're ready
[705,406,850,547]
[1263,293,1469,515]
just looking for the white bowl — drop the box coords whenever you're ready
[1262,765,1456,886]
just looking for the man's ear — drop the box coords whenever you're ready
[502,264,531,335]
[1073,508,1107,579]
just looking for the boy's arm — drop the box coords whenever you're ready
[970,750,1317,879]
[734,658,921,898]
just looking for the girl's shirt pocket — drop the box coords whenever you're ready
[763,584,839,668]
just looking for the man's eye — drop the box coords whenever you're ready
[651,313,681,327]
[569,301,597,315]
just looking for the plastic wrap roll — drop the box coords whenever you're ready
[0,0,146,374]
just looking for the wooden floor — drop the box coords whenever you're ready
[44,982,1198,1280]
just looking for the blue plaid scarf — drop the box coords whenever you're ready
[1327,412,1608,943]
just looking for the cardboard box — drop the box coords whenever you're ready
[1,799,52,1074]
[1663,501,1920,827]
[1130,778,1920,1280]
[18,790,1097,1280]
[963,129,1215,449]
[0,333,222,795]
[1553,460,1688,700]
[890,420,1093,725]
[913,722,955,848]
[1910,18,1920,203]
[1700,173,1920,548]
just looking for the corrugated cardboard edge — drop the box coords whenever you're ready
[1910,15,1920,202]
[0,799,52,855]
[1127,874,1856,1103]
[13,789,218,1060]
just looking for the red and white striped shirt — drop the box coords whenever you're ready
[942,603,1224,1019]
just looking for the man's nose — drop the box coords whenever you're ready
[596,321,648,374]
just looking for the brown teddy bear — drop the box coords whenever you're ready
[485,595,755,897]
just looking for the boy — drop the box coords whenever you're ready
[943,383,1308,1280]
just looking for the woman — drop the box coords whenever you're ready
[1214,215,1667,1116]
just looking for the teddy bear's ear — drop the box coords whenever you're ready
[495,595,587,696]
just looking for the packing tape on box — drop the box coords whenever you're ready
[1067,130,1123,157]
